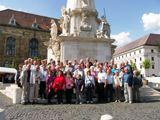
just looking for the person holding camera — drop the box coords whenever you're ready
[85,70,95,104]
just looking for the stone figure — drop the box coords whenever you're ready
[50,19,57,40]
[82,0,89,7]
[61,6,66,16]
[80,11,92,31]
[96,30,101,38]
[74,27,78,37]
[62,11,70,35]
[101,16,111,38]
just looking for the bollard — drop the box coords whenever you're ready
[100,114,113,120]
[12,87,22,104]
[0,109,6,120]
[0,82,3,89]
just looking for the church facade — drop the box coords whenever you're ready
[0,9,61,68]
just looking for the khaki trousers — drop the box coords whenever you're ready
[124,82,133,102]
[30,82,39,103]
[21,82,30,103]
[115,86,121,101]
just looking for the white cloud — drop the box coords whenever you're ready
[111,32,132,47]
[142,13,160,34]
[0,5,7,11]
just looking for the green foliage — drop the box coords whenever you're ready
[130,60,141,75]
[142,59,151,69]
[33,57,37,61]
[155,40,160,53]
[8,57,17,69]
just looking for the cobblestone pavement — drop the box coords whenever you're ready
[0,93,160,120]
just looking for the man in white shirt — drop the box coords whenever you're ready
[73,65,85,80]
[22,60,29,71]
[104,69,114,102]
[40,64,48,99]
[29,65,42,104]
[97,67,107,102]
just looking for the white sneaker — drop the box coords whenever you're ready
[87,101,89,104]
[124,101,128,103]
[90,101,93,104]
[129,101,132,104]
[115,100,117,103]
[79,102,82,104]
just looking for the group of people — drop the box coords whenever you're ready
[15,57,143,105]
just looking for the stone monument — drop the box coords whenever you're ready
[45,0,116,63]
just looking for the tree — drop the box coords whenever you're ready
[155,40,160,53]
[8,57,17,69]
[142,59,151,77]
[130,60,141,75]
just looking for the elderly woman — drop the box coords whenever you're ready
[85,70,95,104]
[60,62,65,73]
[51,60,56,71]
[47,65,52,72]
[113,70,122,103]
[45,70,54,104]
[65,72,74,104]
[53,70,66,104]
[84,62,90,77]
[133,71,143,102]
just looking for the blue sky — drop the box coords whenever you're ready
[0,0,160,47]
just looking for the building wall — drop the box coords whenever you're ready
[0,25,50,68]
[113,46,160,77]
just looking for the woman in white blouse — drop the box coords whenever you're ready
[85,70,95,104]
[113,70,122,103]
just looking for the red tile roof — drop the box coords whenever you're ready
[114,33,160,55]
[0,9,62,32]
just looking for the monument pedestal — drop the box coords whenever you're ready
[56,36,115,63]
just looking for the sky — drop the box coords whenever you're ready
[0,0,160,48]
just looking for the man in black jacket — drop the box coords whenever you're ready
[15,64,23,88]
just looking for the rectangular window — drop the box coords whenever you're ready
[151,57,154,61]
[152,65,154,69]
[151,49,154,53]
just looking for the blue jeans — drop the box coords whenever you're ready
[106,84,113,101]
[76,92,83,103]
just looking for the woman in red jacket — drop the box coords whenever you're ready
[53,70,66,104]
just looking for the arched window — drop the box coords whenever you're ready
[6,37,15,56]
[29,39,38,57]
[4,61,9,67]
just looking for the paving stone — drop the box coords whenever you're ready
[1,93,160,120]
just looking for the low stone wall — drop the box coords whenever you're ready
[0,109,6,120]
[0,82,3,89]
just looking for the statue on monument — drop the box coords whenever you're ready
[62,11,70,35]
[82,0,89,8]
[49,19,60,60]
[101,16,111,38]
[50,19,57,40]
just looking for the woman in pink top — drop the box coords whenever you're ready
[65,72,74,103]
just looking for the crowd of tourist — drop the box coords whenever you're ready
[15,57,143,105]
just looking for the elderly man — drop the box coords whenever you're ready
[30,65,42,104]
[123,67,134,104]
[48,58,53,65]
[104,69,114,102]
[73,59,79,71]
[21,64,31,105]
[97,67,107,102]
[74,64,85,80]
[125,61,133,74]
[110,59,114,68]
[65,61,74,73]
[22,60,29,70]
[31,61,37,71]
[86,57,93,67]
